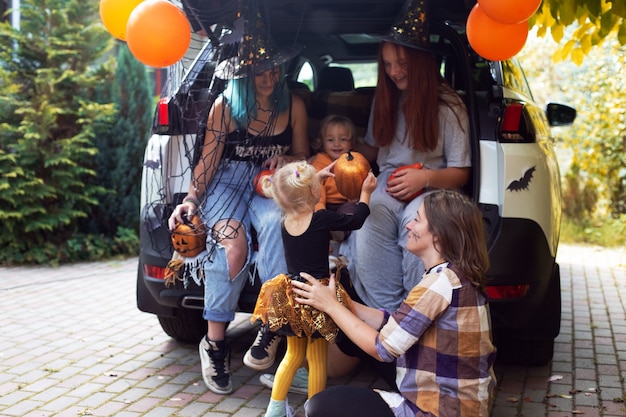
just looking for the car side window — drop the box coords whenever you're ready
[332,62,378,88]
[501,59,533,99]
[296,60,314,91]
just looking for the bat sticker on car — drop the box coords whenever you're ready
[507,166,536,192]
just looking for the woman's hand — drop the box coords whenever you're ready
[293,272,384,359]
[386,166,428,200]
[292,272,340,313]
[168,202,197,230]
[263,154,299,170]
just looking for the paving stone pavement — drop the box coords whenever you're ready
[1,243,625,417]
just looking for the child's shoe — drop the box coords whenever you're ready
[264,398,294,417]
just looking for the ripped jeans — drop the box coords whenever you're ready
[199,161,287,322]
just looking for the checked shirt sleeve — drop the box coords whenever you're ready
[376,270,459,361]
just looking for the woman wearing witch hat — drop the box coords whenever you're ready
[296,0,473,386]
[168,6,309,395]
[351,0,471,312]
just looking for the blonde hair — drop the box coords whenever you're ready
[311,114,356,152]
[262,161,321,215]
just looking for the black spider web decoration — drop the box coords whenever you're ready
[141,0,305,268]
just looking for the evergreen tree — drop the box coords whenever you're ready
[88,44,154,236]
[0,0,115,263]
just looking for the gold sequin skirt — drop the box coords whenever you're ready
[250,273,354,343]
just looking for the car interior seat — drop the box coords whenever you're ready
[317,67,355,92]
[309,65,373,148]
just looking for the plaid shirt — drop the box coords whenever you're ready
[375,263,497,417]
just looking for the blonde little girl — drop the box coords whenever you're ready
[251,160,376,417]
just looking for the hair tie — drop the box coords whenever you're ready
[294,169,300,178]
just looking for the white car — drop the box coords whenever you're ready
[137,0,576,366]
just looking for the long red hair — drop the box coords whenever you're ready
[372,42,463,152]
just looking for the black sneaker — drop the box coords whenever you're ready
[243,325,282,370]
[199,336,232,394]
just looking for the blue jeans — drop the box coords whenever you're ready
[353,171,429,310]
[199,161,287,322]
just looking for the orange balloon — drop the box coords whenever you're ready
[478,0,541,24]
[126,0,191,68]
[466,4,528,61]
[99,0,144,41]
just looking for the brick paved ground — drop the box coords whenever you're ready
[0,244,624,417]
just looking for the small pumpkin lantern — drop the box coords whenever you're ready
[334,151,371,200]
[170,214,207,257]
[387,162,424,202]
[254,169,275,197]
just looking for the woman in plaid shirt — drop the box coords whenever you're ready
[293,189,497,417]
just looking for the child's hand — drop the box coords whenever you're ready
[361,171,377,194]
[317,160,337,180]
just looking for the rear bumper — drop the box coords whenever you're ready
[486,216,559,337]
[136,254,204,316]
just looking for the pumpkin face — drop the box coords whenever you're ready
[254,169,275,197]
[334,151,371,200]
[171,214,207,257]
[387,162,424,202]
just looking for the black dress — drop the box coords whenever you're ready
[250,203,370,341]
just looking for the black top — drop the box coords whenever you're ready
[282,202,370,279]
[222,100,293,163]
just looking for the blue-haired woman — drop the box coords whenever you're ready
[169,56,309,394]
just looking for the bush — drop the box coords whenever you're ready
[561,214,626,247]
[0,0,148,265]
[561,163,598,223]
[0,228,139,266]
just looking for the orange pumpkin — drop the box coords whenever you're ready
[254,169,274,197]
[334,151,371,200]
[387,163,424,202]
[170,214,207,257]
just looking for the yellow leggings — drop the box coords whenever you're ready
[270,336,328,400]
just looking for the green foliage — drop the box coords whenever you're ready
[85,44,154,236]
[561,164,598,221]
[519,31,626,245]
[0,227,139,266]
[532,0,626,64]
[560,213,626,247]
[0,0,121,263]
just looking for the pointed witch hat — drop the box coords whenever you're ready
[375,0,432,52]
[214,2,301,80]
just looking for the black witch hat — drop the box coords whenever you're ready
[376,0,432,52]
[214,5,301,80]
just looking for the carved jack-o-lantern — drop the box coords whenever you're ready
[334,151,371,200]
[170,214,207,257]
[387,162,424,202]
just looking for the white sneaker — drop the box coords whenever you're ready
[199,336,232,394]
[244,325,282,370]
[259,367,309,395]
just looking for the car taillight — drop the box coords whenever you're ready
[157,98,169,127]
[502,103,523,132]
[500,103,526,142]
[485,284,529,299]
[144,264,167,280]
